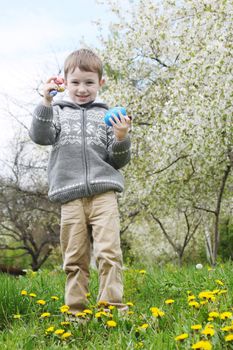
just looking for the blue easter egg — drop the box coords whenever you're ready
[104,107,127,126]
[49,90,58,96]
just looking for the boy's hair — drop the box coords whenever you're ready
[64,49,103,80]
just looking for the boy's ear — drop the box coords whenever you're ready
[100,77,105,87]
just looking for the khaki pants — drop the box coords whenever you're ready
[60,191,125,314]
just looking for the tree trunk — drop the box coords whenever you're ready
[204,224,214,265]
[212,165,231,265]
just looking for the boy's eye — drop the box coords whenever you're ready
[86,81,94,85]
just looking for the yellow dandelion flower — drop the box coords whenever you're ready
[54,329,65,335]
[200,300,208,305]
[212,289,220,295]
[40,312,51,318]
[150,307,157,313]
[108,305,115,310]
[135,341,144,348]
[37,299,46,305]
[198,291,209,299]
[225,334,233,342]
[218,289,227,295]
[189,301,200,309]
[13,314,21,319]
[208,296,216,302]
[220,312,232,320]
[205,324,214,328]
[85,293,91,298]
[95,312,103,318]
[201,328,215,336]
[165,299,175,305]
[191,324,202,330]
[208,311,219,318]
[127,311,134,315]
[106,320,117,328]
[208,295,216,302]
[175,333,189,341]
[46,326,55,333]
[29,293,37,298]
[61,321,71,326]
[83,309,93,315]
[139,323,149,330]
[156,310,165,318]
[215,279,224,286]
[61,332,72,340]
[188,295,196,301]
[150,307,165,317]
[139,269,146,274]
[98,300,108,307]
[101,311,108,316]
[60,305,70,313]
[198,291,214,300]
[20,290,27,296]
[221,326,233,332]
[126,302,134,306]
[51,296,59,301]
[192,340,212,349]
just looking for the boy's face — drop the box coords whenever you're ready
[65,67,104,105]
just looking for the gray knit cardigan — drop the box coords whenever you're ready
[29,100,131,203]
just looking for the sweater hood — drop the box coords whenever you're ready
[53,99,109,111]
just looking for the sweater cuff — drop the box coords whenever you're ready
[112,135,131,153]
[34,103,53,122]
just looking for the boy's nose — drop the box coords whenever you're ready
[78,83,86,92]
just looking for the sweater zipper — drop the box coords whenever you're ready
[82,108,91,195]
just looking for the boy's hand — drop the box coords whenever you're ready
[109,111,132,141]
[43,77,60,107]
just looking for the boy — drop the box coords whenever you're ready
[29,49,131,315]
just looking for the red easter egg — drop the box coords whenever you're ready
[54,77,64,85]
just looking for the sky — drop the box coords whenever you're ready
[0,0,116,87]
[0,0,128,152]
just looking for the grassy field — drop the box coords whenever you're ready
[0,262,232,349]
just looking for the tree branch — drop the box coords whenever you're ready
[150,213,178,252]
[193,206,216,215]
[147,155,188,175]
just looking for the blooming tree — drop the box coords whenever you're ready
[97,0,233,264]
[0,136,60,270]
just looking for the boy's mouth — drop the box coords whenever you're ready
[77,95,89,98]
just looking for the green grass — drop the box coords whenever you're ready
[0,263,233,349]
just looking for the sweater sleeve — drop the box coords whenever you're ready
[107,128,131,169]
[29,103,60,145]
